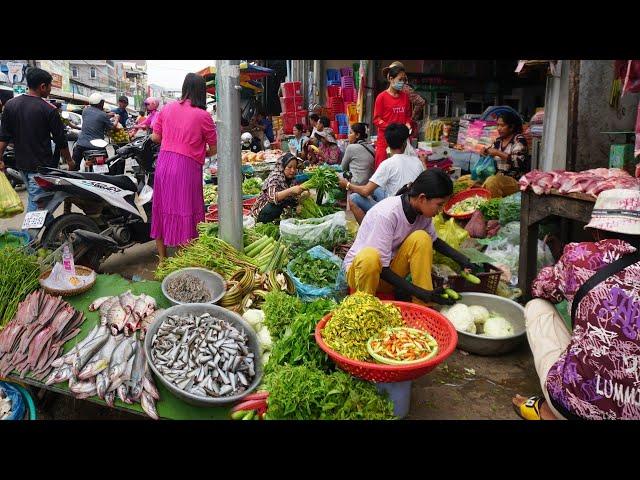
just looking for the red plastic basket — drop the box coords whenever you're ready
[327,85,341,98]
[315,301,458,382]
[443,188,492,220]
[281,81,302,98]
[280,96,303,113]
[206,206,251,222]
[282,112,297,134]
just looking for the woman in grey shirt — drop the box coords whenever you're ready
[340,123,375,185]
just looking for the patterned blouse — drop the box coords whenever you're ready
[492,133,528,177]
[532,239,640,419]
[314,143,342,165]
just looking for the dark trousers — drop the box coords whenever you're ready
[256,203,284,223]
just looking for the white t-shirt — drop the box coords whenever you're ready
[369,153,425,197]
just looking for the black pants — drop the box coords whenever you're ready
[72,145,91,171]
[256,203,284,223]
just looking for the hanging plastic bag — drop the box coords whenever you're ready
[433,213,469,272]
[470,155,496,182]
[0,172,24,219]
[286,245,347,302]
[482,173,520,198]
[279,211,347,255]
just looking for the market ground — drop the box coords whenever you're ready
[3,190,540,420]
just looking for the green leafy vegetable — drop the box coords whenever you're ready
[478,197,502,220]
[242,177,263,195]
[301,165,339,192]
[253,222,280,240]
[263,365,395,420]
[0,246,40,328]
[261,290,303,341]
[289,252,340,288]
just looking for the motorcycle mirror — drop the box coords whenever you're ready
[90,139,109,148]
[61,111,70,119]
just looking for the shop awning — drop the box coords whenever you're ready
[49,88,91,105]
[197,62,274,81]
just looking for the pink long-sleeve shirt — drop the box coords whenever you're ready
[153,100,217,164]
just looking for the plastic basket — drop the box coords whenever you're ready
[280,96,303,113]
[206,207,251,222]
[327,85,341,98]
[340,67,354,77]
[282,112,297,134]
[330,121,339,132]
[432,263,502,295]
[335,113,348,126]
[443,188,492,220]
[338,125,350,135]
[315,301,458,382]
[341,87,357,103]
[327,69,341,84]
[281,81,302,98]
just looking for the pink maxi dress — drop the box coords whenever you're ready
[151,99,217,246]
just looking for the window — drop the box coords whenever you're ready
[90,67,97,79]
[72,66,78,78]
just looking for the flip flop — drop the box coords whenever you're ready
[512,395,545,420]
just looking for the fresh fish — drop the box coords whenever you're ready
[104,390,116,407]
[109,354,135,393]
[89,296,114,312]
[96,371,109,399]
[71,333,110,375]
[51,325,99,368]
[142,368,160,401]
[106,304,127,336]
[45,366,73,385]
[141,391,159,420]
[118,290,136,314]
[117,383,131,404]
[128,341,146,401]
[69,377,97,399]
[99,297,120,324]
[78,334,121,380]
[108,336,137,382]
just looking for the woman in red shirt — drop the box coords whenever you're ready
[373,62,412,169]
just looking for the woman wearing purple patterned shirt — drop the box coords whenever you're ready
[514,189,640,420]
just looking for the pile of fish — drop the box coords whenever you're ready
[89,291,159,336]
[46,325,161,420]
[151,313,257,399]
[166,274,212,303]
[0,290,84,381]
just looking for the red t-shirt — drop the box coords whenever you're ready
[373,90,411,136]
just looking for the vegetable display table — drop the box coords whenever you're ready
[518,189,595,301]
[4,274,230,420]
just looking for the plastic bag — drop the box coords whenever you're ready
[470,155,496,182]
[433,213,469,272]
[498,192,521,225]
[484,232,554,286]
[0,382,25,420]
[286,245,347,302]
[482,173,519,198]
[0,172,24,219]
[280,211,347,255]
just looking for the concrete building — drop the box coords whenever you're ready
[68,60,117,97]
[113,60,148,110]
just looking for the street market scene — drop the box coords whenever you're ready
[1,59,640,421]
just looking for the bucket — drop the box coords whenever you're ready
[376,380,412,418]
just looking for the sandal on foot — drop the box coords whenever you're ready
[512,395,545,420]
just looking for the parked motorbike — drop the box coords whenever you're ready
[28,135,159,270]
[1,146,25,190]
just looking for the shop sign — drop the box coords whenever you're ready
[52,73,63,89]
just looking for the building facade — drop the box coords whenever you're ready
[68,60,117,97]
[114,60,148,110]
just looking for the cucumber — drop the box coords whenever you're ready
[231,410,247,420]
[242,410,255,420]
[444,288,460,300]
[460,271,481,285]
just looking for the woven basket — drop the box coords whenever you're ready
[39,266,96,297]
[315,301,457,383]
[432,263,502,295]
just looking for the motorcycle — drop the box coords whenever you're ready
[27,135,159,271]
[1,145,25,190]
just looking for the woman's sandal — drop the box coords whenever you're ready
[512,395,546,420]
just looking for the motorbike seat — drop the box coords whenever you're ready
[83,149,107,157]
[76,172,137,192]
[38,167,85,179]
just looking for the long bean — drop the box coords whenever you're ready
[0,246,40,328]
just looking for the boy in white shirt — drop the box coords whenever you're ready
[339,123,425,224]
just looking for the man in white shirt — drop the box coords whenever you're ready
[339,123,425,224]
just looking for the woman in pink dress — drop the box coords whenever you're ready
[132,97,160,135]
[150,73,217,260]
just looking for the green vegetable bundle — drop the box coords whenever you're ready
[300,165,339,192]
[244,235,289,273]
[0,246,40,328]
[242,177,263,196]
[298,196,324,219]
[263,365,395,420]
[155,233,257,280]
[253,222,280,240]
[289,252,340,288]
[478,197,502,220]
[261,290,303,341]
[265,298,336,374]
[322,292,404,361]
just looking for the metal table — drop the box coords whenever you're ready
[518,189,595,300]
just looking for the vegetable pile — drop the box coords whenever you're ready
[367,327,439,364]
[203,184,218,204]
[242,177,263,196]
[261,290,303,341]
[253,223,280,240]
[300,165,339,193]
[441,303,514,337]
[447,195,487,216]
[289,252,340,288]
[0,246,40,329]
[261,365,395,420]
[321,292,404,361]
[478,197,502,220]
[244,235,289,273]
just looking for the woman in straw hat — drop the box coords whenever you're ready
[513,188,640,420]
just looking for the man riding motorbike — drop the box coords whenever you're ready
[72,93,118,173]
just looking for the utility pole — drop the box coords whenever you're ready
[216,60,243,251]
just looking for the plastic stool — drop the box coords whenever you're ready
[376,380,412,418]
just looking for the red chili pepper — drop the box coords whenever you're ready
[232,398,268,413]
[242,391,270,401]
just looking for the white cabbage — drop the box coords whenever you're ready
[443,303,476,334]
[482,316,514,338]
[468,305,490,325]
